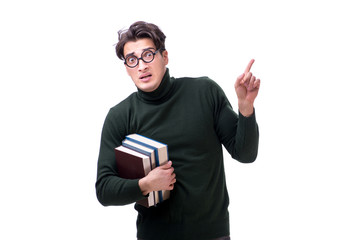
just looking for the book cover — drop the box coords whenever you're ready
[114,145,155,207]
[125,134,170,203]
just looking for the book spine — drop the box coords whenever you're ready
[122,142,150,158]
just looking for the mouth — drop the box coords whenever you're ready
[139,73,152,82]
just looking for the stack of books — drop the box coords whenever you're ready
[115,133,170,207]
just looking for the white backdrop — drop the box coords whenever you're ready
[1,0,359,239]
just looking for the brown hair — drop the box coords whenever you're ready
[115,21,166,60]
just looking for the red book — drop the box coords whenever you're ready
[115,145,155,207]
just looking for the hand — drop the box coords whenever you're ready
[138,161,176,196]
[234,59,261,116]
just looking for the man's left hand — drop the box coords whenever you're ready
[234,59,261,116]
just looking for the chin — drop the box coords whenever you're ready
[138,84,157,92]
[137,80,161,92]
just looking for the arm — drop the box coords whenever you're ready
[216,103,259,163]
[95,109,176,206]
[95,111,145,206]
[214,59,260,163]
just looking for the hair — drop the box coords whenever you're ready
[115,21,166,60]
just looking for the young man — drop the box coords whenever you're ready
[96,21,260,240]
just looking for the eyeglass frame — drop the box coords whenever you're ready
[124,48,163,68]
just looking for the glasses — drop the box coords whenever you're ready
[124,48,162,68]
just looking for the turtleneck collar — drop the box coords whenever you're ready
[137,68,173,104]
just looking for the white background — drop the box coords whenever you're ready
[1,0,359,239]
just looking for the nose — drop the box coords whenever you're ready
[137,58,148,71]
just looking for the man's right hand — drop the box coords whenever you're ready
[138,161,176,196]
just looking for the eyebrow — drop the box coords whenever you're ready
[125,47,156,59]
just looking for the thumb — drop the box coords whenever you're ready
[159,160,172,168]
[235,73,245,87]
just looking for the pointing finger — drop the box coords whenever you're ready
[244,59,255,74]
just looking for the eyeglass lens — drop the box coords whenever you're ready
[125,49,157,68]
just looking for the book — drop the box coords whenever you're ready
[121,139,160,204]
[114,145,155,207]
[125,134,170,203]
[122,139,156,170]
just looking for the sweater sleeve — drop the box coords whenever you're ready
[95,109,145,206]
[212,82,259,163]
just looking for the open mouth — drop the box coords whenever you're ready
[140,73,152,81]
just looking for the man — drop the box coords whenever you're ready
[96,21,260,240]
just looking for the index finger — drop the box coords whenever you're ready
[244,59,255,73]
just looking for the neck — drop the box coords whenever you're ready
[137,68,173,104]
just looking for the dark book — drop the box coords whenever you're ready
[114,145,155,207]
[125,134,170,203]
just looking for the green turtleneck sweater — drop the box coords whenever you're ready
[96,69,259,240]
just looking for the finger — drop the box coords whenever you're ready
[159,160,172,169]
[254,79,261,89]
[234,73,245,87]
[244,59,255,74]
[170,177,176,186]
[242,72,252,84]
[250,76,256,88]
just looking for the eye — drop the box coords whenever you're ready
[126,56,137,64]
[142,50,154,60]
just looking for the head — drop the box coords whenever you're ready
[115,21,169,92]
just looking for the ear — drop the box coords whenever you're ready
[162,50,169,65]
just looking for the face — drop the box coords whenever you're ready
[123,38,168,92]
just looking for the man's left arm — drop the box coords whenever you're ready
[216,59,260,163]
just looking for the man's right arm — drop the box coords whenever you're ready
[95,110,176,206]
[95,111,145,206]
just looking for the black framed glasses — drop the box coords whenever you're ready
[124,48,162,68]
